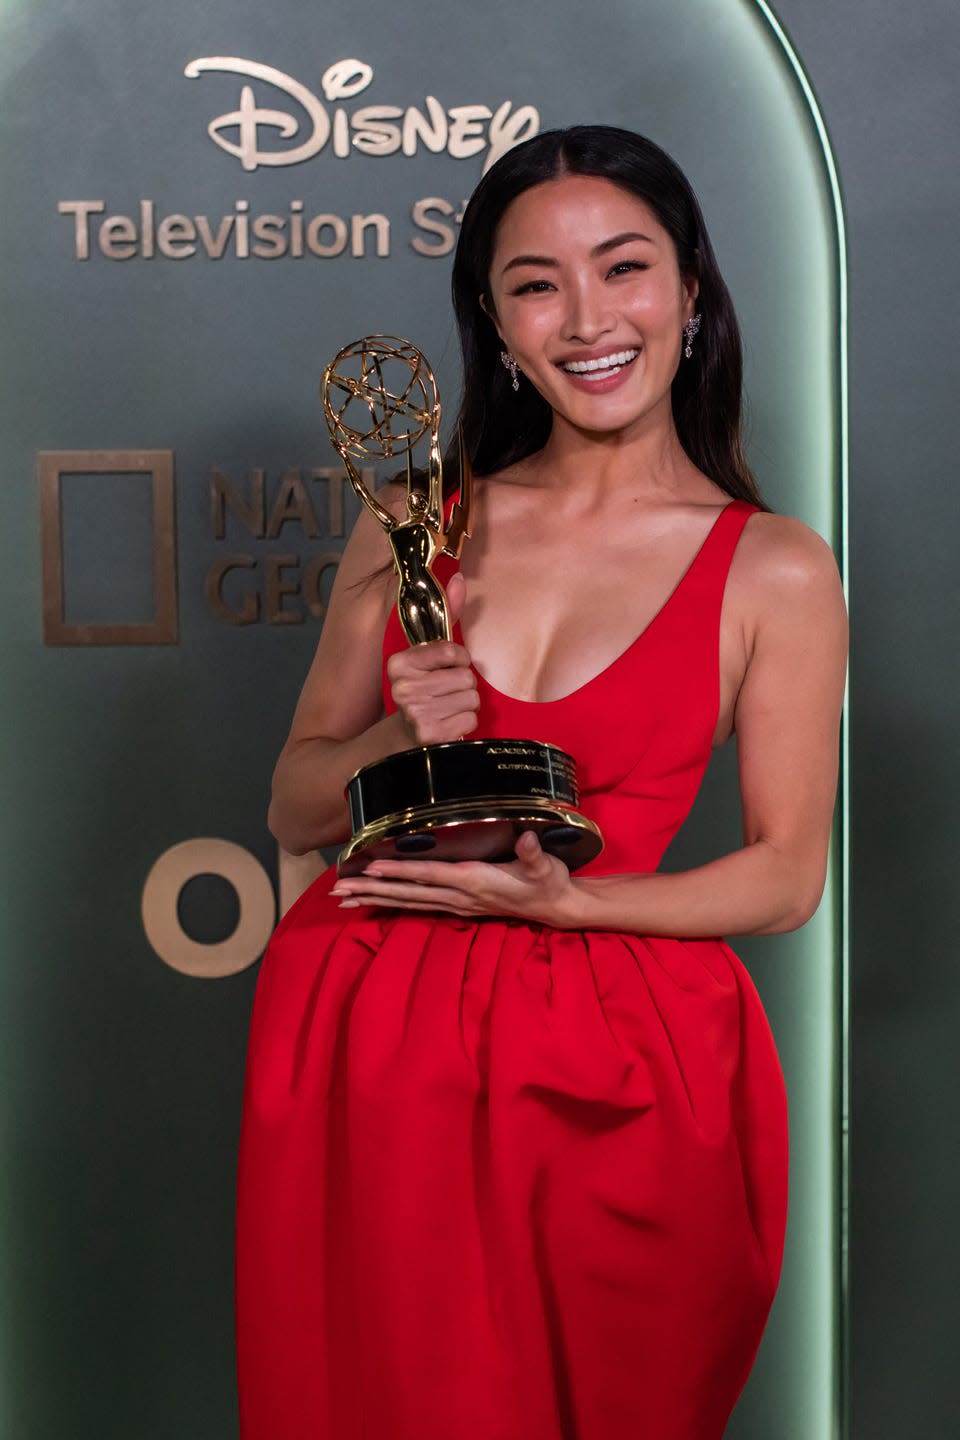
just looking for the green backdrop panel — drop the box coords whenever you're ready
[0,2,845,1435]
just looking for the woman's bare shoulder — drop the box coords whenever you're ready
[734,509,844,600]
[723,510,847,663]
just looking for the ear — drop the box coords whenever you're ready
[681,253,701,320]
[681,272,700,321]
[479,292,505,342]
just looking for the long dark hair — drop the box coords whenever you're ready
[448,125,767,508]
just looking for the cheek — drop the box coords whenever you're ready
[499,307,555,359]
[627,285,681,328]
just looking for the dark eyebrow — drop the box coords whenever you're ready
[500,253,558,276]
[593,230,655,256]
[500,231,656,277]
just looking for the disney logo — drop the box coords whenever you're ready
[184,57,539,174]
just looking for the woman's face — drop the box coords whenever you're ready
[484,173,698,440]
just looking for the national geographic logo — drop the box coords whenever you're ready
[38,450,360,643]
[57,56,540,263]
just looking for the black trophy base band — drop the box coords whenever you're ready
[338,739,604,876]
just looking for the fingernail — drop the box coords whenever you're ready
[338,899,360,908]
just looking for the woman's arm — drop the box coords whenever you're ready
[571,516,848,935]
[267,496,404,854]
[332,516,848,937]
[269,490,480,855]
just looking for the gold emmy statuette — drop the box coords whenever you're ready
[321,335,603,877]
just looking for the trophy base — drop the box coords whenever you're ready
[338,738,603,877]
[337,798,603,876]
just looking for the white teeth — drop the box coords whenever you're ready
[561,349,638,375]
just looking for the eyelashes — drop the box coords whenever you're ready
[509,261,650,296]
[510,279,554,295]
[608,260,650,276]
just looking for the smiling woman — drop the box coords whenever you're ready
[236,127,847,1440]
[486,184,695,418]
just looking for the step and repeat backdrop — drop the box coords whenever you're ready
[0,1,845,1435]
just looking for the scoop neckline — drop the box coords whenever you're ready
[459,500,742,707]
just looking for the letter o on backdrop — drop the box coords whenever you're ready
[142,838,275,977]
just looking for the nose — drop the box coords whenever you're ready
[561,275,615,344]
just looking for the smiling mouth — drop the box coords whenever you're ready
[558,348,639,379]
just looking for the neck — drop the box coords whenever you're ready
[532,405,698,510]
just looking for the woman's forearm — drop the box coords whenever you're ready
[569,836,829,938]
[268,711,413,854]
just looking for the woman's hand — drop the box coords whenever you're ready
[388,573,480,745]
[331,830,581,927]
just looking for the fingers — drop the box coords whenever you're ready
[362,859,487,888]
[340,883,478,915]
[387,637,479,745]
[398,705,479,746]
[330,840,573,927]
[391,683,479,745]
[389,662,477,702]
[332,863,484,916]
[515,829,550,870]
[387,641,472,680]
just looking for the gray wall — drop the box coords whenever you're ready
[772,2,960,1434]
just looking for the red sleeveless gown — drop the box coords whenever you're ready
[236,499,788,1439]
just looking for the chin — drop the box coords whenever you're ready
[562,395,660,436]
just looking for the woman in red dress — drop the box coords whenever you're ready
[236,127,847,1439]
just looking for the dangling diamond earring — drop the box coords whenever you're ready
[500,350,520,391]
[683,313,702,359]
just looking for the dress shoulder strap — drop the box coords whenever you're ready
[657,498,759,642]
[684,498,758,598]
[700,498,758,572]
